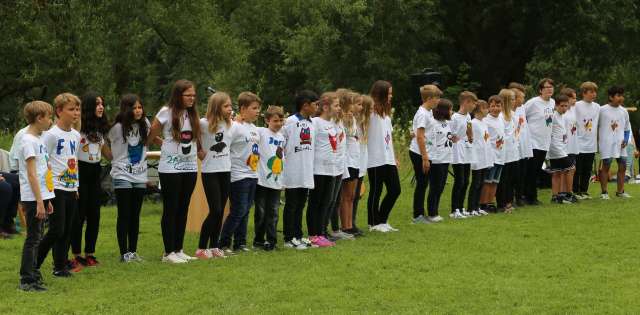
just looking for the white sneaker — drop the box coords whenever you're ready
[300,238,312,246]
[601,193,610,200]
[478,209,489,216]
[369,224,389,232]
[176,250,197,261]
[285,238,308,250]
[470,210,480,216]
[162,252,187,264]
[616,192,632,198]
[461,209,471,217]
[427,216,444,223]
[129,252,143,262]
[412,215,430,224]
[382,223,398,232]
[449,210,467,219]
[574,193,586,200]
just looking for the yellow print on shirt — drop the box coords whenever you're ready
[58,158,79,188]
[246,143,260,171]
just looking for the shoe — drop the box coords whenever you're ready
[233,245,251,253]
[412,215,430,224]
[68,259,83,272]
[310,235,334,247]
[616,191,632,198]
[52,269,73,277]
[551,195,568,204]
[330,230,356,240]
[561,194,576,204]
[601,193,610,200]
[369,224,390,232]
[195,249,213,259]
[221,247,235,255]
[567,193,579,203]
[477,209,488,215]
[176,250,197,261]
[381,223,398,232]
[85,255,100,266]
[461,209,471,217]
[574,193,586,200]
[121,252,134,263]
[252,241,265,250]
[582,193,593,200]
[469,210,479,216]
[73,256,88,266]
[284,238,308,250]
[263,243,276,251]
[209,248,227,258]
[300,238,314,247]
[449,210,467,219]
[486,204,498,213]
[427,216,444,223]
[162,252,187,264]
[344,228,365,237]
[19,282,47,292]
[129,252,143,262]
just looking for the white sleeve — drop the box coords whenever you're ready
[42,131,56,156]
[155,107,170,125]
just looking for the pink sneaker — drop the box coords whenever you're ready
[195,249,212,259]
[209,248,226,258]
[312,236,335,247]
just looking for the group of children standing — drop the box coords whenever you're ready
[13,78,635,292]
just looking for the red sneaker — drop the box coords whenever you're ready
[85,256,100,267]
[68,259,84,273]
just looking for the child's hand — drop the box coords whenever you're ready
[422,159,430,174]
[0,175,4,182]
[451,135,460,143]
[634,151,639,158]
[622,142,628,149]
[36,201,46,219]
[47,202,54,215]
[197,149,206,160]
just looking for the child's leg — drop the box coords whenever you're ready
[265,188,281,245]
[340,179,356,230]
[20,201,45,284]
[599,160,611,193]
[128,187,145,253]
[253,185,268,245]
[617,158,627,193]
[427,164,446,217]
[57,191,77,266]
[71,181,87,256]
[451,164,464,212]
[352,177,363,230]
[366,167,384,226]
[199,173,217,249]
[307,176,329,236]
[467,169,481,210]
[84,163,102,256]
[232,178,257,249]
[410,152,429,218]
[378,165,401,224]
[328,183,342,233]
[159,173,180,253]
[174,172,197,253]
[551,173,561,196]
[283,188,306,242]
[115,188,133,255]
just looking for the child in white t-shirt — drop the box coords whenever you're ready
[194,92,233,259]
[449,91,477,219]
[37,93,81,277]
[468,100,492,216]
[547,95,575,204]
[219,92,262,253]
[559,87,579,203]
[480,96,505,213]
[496,89,519,213]
[573,81,600,199]
[426,99,455,222]
[18,101,55,292]
[598,86,632,199]
[351,95,373,235]
[254,106,286,251]
[409,85,441,223]
[510,85,532,206]
[281,90,318,250]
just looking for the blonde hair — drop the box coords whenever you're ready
[206,92,232,133]
[458,91,478,104]
[337,88,358,131]
[579,81,598,96]
[238,91,262,108]
[24,100,53,124]
[498,89,515,120]
[507,82,526,94]
[264,105,285,120]
[473,99,488,116]
[420,84,442,102]
[359,95,373,143]
[315,92,338,117]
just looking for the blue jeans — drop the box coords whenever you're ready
[219,178,257,249]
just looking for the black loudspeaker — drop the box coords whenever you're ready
[410,68,443,105]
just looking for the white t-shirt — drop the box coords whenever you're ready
[312,117,343,176]
[450,112,475,164]
[108,121,149,183]
[501,112,520,163]
[574,100,600,153]
[200,119,232,173]
[548,111,568,159]
[470,118,493,170]
[19,133,55,201]
[564,107,579,155]
[367,113,396,168]
[484,115,506,165]
[425,119,453,164]
[524,96,555,151]
[155,107,197,173]
[344,117,360,170]
[78,132,104,163]
[409,106,434,155]
[514,106,533,159]
[42,125,81,191]
[257,127,285,189]
[598,104,631,159]
[281,114,315,189]
[229,121,260,183]
[9,126,27,171]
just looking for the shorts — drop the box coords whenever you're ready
[567,154,577,165]
[547,156,575,173]
[344,167,359,181]
[484,164,503,184]
[602,157,627,167]
[113,179,147,189]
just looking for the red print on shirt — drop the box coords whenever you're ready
[329,133,337,152]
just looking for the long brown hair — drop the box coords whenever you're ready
[359,95,373,144]
[167,79,200,142]
[206,92,232,133]
[369,80,392,117]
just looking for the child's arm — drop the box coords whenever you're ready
[25,157,51,218]
[147,118,163,147]
[101,140,113,161]
[416,127,430,173]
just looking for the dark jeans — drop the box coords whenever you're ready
[467,169,486,211]
[367,164,401,225]
[199,172,230,249]
[20,200,49,284]
[327,180,342,234]
[307,175,341,236]
[427,163,449,217]
[37,190,77,271]
[72,161,102,254]
[409,151,429,218]
[254,185,281,245]
[514,158,528,200]
[497,161,517,207]
[524,149,547,202]
[451,164,470,212]
[219,178,257,249]
[115,188,145,255]
[283,188,308,242]
[159,172,197,254]
[352,177,364,230]
[574,153,595,194]
[0,172,19,230]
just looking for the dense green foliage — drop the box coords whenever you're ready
[1,0,640,128]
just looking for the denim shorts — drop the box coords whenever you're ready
[113,179,147,189]
[484,164,503,184]
[602,157,627,167]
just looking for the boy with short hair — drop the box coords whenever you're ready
[547,95,575,204]
[598,86,632,199]
[18,101,55,291]
[573,81,600,199]
[450,91,477,218]
[37,93,82,277]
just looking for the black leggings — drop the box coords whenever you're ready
[307,175,341,236]
[352,177,364,229]
[467,169,486,211]
[0,172,19,230]
[37,190,77,270]
[427,163,448,217]
[497,161,518,207]
[199,172,230,249]
[115,188,145,255]
[327,181,342,234]
[72,161,102,255]
[574,153,595,194]
[283,188,308,242]
[451,164,470,212]
[524,149,547,202]
[409,151,429,218]
[159,172,197,254]
[367,164,401,226]
[514,158,528,200]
